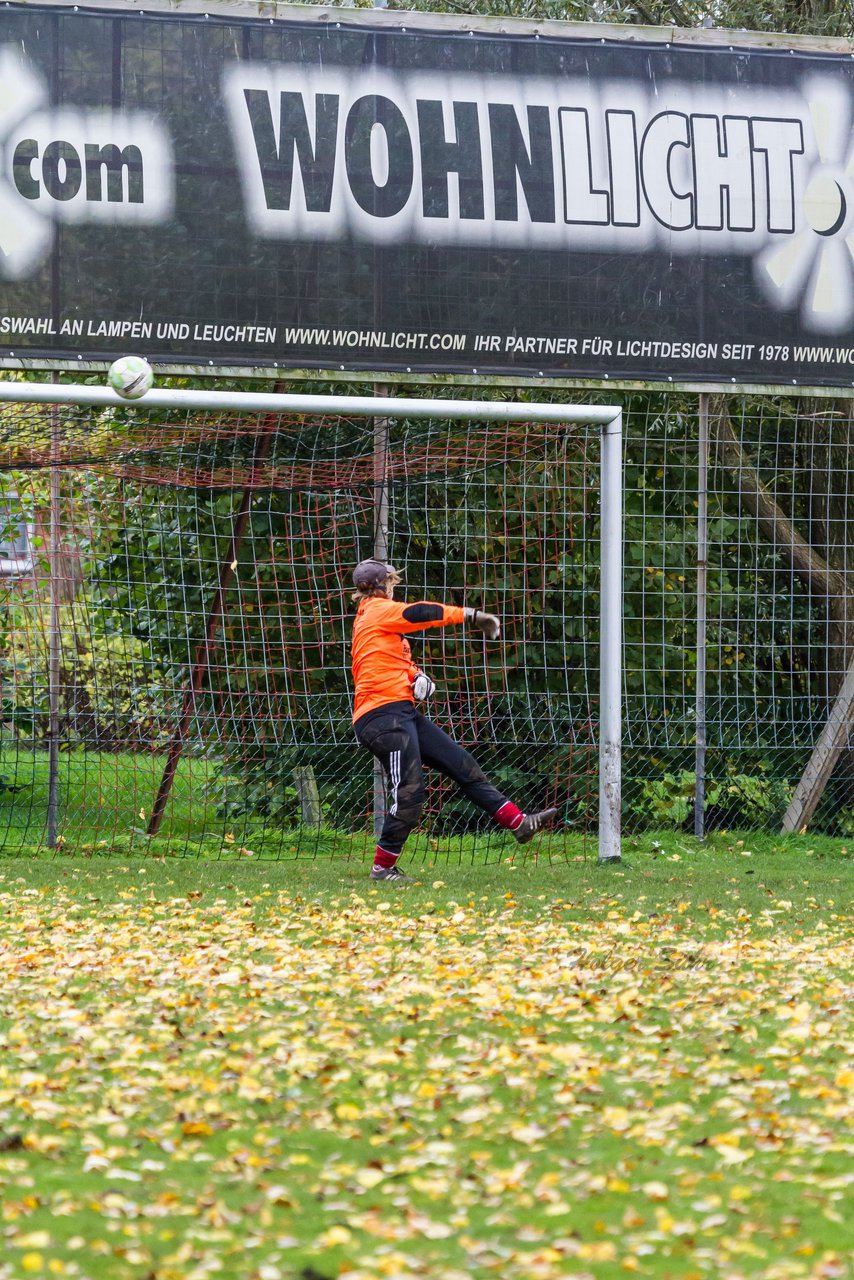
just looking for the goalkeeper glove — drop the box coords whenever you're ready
[413,671,436,700]
[465,607,501,641]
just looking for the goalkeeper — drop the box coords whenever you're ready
[351,558,556,882]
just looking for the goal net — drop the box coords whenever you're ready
[0,385,621,864]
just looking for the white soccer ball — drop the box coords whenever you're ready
[107,355,154,400]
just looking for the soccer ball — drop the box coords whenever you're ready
[107,355,154,400]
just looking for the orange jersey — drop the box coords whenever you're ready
[351,597,466,722]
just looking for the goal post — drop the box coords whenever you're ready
[0,380,623,864]
[598,412,623,864]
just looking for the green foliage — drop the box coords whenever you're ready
[0,597,169,750]
[381,0,852,38]
[829,806,854,838]
[627,767,794,829]
[629,769,699,826]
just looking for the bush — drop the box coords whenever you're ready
[626,767,793,830]
[0,596,170,751]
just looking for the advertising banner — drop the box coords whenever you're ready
[1,4,853,386]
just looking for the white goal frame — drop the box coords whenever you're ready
[0,381,624,863]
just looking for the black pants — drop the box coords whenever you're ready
[355,701,509,856]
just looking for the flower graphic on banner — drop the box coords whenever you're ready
[755,77,854,332]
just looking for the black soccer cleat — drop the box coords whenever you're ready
[369,864,412,882]
[514,807,558,844]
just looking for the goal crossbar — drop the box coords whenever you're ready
[0,381,619,427]
[0,381,623,863]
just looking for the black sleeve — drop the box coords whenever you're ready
[402,602,446,624]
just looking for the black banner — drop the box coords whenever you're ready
[1,4,853,386]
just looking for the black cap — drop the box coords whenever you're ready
[352,558,399,589]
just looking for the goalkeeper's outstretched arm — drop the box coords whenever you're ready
[351,559,501,639]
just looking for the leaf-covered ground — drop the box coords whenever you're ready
[0,846,851,1280]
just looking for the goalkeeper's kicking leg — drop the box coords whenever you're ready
[414,713,557,845]
[356,704,556,882]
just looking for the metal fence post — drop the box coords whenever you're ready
[695,393,709,839]
[371,384,390,838]
[46,374,61,849]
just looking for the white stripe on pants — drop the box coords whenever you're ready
[388,750,401,815]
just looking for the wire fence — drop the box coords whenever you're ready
[624,391,854,835]
[0,388,851,860]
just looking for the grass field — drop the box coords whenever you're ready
[0,839,852,1280]
[0,750,252,859]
